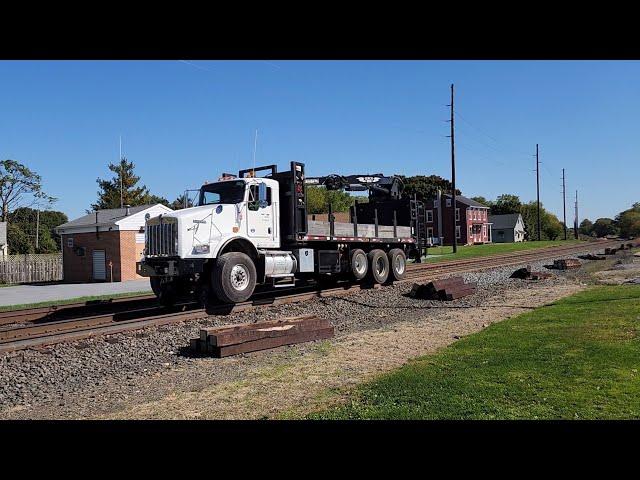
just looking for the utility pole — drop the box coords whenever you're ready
[574,190,579,239]
[119,136,124,209]
[35,209,40,251]
[562,168,567,240]
[536,144,541,241]
[450,84,457,253]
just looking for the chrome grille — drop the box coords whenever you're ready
[145,221,177,256]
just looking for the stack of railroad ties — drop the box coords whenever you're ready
[190,314,334,358]
[409,276,477,300]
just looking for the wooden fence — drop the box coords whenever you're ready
[0,253,63,284]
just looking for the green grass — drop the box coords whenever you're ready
[309,285,640,419]
[0,290,153,312]
[423,239,583,263]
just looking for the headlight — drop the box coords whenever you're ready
[193,244,210,254]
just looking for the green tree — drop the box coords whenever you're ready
[591,218,618,238]
[0,159,56,221]
[579,218,594,236]
[170,193,195,210]
[306,186,354,214]
[615,203,640,238]
[7,207,68,254]
[519,201,564,241]
[491,194,522,215]
[399,175,461,202]
[471,196,493,208]
[91,158,165,211]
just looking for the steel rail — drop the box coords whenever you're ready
[0,240,622,353]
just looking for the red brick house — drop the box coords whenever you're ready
[423,193,492,246]
[55,204,173,282]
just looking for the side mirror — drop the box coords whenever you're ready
[258,182,268,208]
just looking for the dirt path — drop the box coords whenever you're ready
[102,282,585,420]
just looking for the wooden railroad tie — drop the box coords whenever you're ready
[578,254,606,261]
[553,258,582,270]
[410,276,477,301]
[189,314,334,358]
[510,265,552,280]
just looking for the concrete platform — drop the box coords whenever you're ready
[0,279,152,307]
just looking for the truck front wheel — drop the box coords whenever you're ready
[150,277,178,307]
[211,252,257,303]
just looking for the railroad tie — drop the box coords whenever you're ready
[190,315,334,358]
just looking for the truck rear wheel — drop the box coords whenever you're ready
[387,248,407,281]
[211,252,257,303]
[367,249,389,284]
[350,249,368,280]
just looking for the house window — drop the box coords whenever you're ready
[482,225,486,238]
[446,198,452,207]
[426,210,433,223]
[67,238,74,248]
[455,208,460,222]
[456,225,461,239]
[427,227,434,238]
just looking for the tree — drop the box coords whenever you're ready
[170,194,194,210]
[7,207,68,254]
[519,201,564,241]
[471,196,493,208]
[491,194,522,215]
[0,159,56,221]
[306,186,355,214]
[91,157,165,211]
[591,218,618,238]
[615,203,640,238]
[399,175,461,202]
[579,219,594,236]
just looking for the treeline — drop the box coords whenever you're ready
[579,203,640,238]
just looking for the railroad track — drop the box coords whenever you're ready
[0,240,623,354]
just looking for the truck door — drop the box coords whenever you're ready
[246,181,276,243]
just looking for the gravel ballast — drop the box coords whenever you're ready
[0,247,606,418]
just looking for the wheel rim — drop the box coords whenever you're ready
[395,255,406,275]
[354,253,367,275]
[375,256,386,276]
[230,264,250,291]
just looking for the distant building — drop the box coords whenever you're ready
[0,222,6,257]
[55,204,172,282]
[423,193,492,246]
[489,213,526,243]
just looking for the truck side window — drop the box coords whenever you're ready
[266,187,272,206]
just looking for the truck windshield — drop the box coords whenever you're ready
[199,181,246,205]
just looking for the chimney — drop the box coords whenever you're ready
[125,204,131,216]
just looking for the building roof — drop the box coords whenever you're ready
[442,194,489,208]
[489,213,523,230]
[56,205,168,230]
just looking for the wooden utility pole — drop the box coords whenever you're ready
[450,84,457,253]
[574,190,579,239]
[562,168,567,240]
[35,209,40,250]
[536,144,541,241]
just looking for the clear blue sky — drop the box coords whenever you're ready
[1,60,637,223]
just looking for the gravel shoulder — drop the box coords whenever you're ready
[0,246,617,420]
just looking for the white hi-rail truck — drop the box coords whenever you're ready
[137,162,425,305]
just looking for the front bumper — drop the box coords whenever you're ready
[137,257,206,277]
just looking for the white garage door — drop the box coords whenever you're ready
[93,250,106,281]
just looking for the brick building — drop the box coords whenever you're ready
[55,204,173,282]
[424,193,492,246]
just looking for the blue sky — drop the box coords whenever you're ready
[1,60,637,222]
